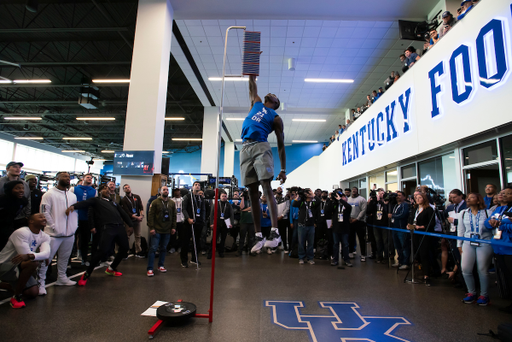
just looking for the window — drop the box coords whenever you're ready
[15,145,75,172]
[500,135,512,185]
[463,140,498,166]
[0,139,14,166]
[386,169,398,191]
[418,153,457,199]
[401,164,416,179]
[369,173,385,191]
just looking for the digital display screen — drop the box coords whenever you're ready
[113,151,154,176]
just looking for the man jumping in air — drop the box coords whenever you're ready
[240,75,286,254]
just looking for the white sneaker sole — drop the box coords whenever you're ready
[264,236,281,248]
[251,238,266,253]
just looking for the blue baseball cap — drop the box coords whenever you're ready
[442,11,452,18]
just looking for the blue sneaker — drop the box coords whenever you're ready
[462,293,477,304]
[476,296,489,306]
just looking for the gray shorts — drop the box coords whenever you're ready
[240,141,274,186]
[0,262,38,290]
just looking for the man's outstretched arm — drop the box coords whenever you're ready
[249,75,262,107]
[274,116,286,184]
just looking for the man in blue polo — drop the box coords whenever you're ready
[71,173,97,266]
[241,75,287,254]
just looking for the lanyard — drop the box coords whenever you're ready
[161,199,168,209]
[393,204,401,214]
[414,208,422,222]
[220,201,227,215]
[469,210,481,233]
[173,198,182,210]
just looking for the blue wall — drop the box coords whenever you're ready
[232,143,324,182]
[101,143,320,184]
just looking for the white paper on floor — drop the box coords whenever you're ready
[141,300,168,317]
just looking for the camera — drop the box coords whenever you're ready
[330,190,343,201]
[383,191,398,204]
[369,190,377,201]
[425,187,446,210]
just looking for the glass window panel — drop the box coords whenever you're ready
[463,140,498,166]
[0,139,14,166]
[359,178,367,199]
[369,173,385,191]
[501,134,512,185]
[418,153,456,201]
[386,183,398,192]
[386,169,398,183]
[401,163,416,179]
[349,180,358,189]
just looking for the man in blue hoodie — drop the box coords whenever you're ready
[71,174,97,266]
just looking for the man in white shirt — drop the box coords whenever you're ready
[0,213,50,308]
[38,172,79,295]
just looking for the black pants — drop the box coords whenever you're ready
[277,219,289,250]
[87,223,129,275]
[179,222,202,264]
[349,221,367,255]
[495,254,512,299]
[78,220,91,260]
[315,220,333,258]
[208,224,228,256]
[261,226,271,239]
[413,233,435,278]
[239,222,255,252]
[168,222,182,251]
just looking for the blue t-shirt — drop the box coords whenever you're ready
[405,53,419,67]
[73,185,97,221]
[241,102,278,142]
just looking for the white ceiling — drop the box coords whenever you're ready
[171,19,424,143]
[169,1,433,143]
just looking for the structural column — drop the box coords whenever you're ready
[200,106,221,176]
[121,0,173,238]
[223,142,235,177]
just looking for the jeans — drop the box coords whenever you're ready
[392,230,411,265]
[332,231,350,263]
[147,233,171,270]
[297,224,315,261]
[461,241,493,297]
[349,221,367,255]
[290,219,298,252]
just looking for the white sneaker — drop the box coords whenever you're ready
[251,234,266,253]
[38,283,47,296]
[308,260,315,265]
[56,277,77,286]
[349,253,354,259]
[264,228,281,248]
[399,265,410,270]
[360,256,366,262]
[99,261,111,268]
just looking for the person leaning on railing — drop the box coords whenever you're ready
[458,193,492,306]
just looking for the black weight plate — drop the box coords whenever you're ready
[157,302,197,322]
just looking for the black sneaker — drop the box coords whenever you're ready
[330,261,338,266]
[181,263,188,268]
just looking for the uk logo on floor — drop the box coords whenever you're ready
[265,301,412,342]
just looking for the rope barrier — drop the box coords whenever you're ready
[368,223,512,248]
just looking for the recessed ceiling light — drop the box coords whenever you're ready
[165,117,185,121]
[162,151,170,154]
[208,77,250,81]
[12,79,52,84]
[226,118,245,121]
[92,79,130,83]
[292,119,326,122]
[101,150,115,153]
[292,140,318,143]
[0,80,12,84]
[4,117,42,120]
[172,138,203,141]
[76,117,116,121]
[62,150,85,153]
[304,78,354,83]
[62,137,92,140]
[235,139,243,142]
[15,137,44,140]
[93,159,107,162]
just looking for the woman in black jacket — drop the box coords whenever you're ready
[0,180,29,250]
[409,192,436,286]
[331,191,353,267]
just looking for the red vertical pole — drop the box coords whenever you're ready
[209,188,219,322]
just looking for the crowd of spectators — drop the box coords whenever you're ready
[328,0,482,146]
